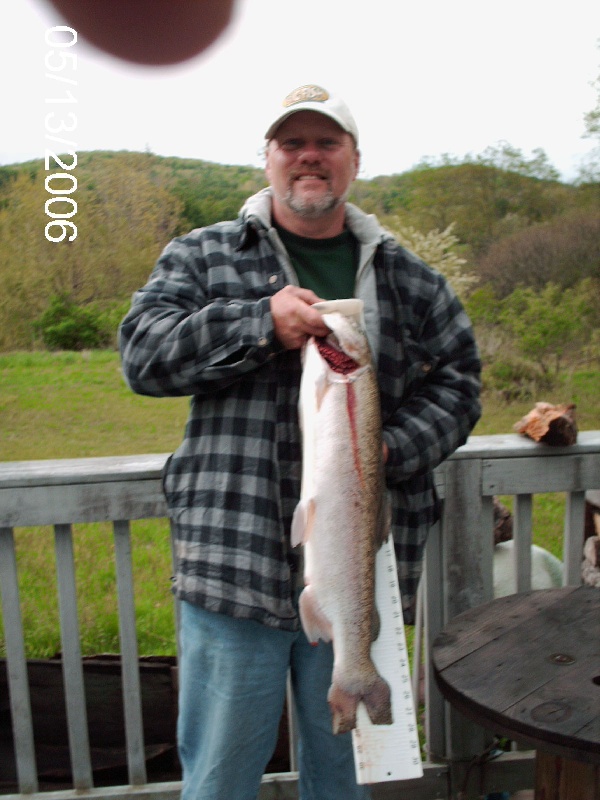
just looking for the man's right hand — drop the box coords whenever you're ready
[270,285,330,350]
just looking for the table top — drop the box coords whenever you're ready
[432,585,600,764]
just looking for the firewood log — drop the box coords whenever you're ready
[514,402,577,446]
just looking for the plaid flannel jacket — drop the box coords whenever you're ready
[119,190,481,628]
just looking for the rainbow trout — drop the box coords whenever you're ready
[291,299,393,734]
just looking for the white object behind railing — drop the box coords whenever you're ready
[1,431,599,800]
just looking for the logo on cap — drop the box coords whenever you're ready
[283,84,329,108]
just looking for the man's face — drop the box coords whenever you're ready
[265,111,360,223]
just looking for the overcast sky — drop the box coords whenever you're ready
[5,0,600,181]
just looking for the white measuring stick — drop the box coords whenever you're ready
[352,534,423,785]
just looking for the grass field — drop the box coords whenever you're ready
[1,351,598,659]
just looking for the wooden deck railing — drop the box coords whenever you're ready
[1,431,599,800]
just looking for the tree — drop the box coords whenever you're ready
[477,211,600,297]
[499,281,596,375]
[389,151,571,256]
[0,153,182,350]
[386,220,476,299]
[475,141,560,182]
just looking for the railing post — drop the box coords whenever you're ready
[443,458,494,618]
[423,522,446,762]
[169,519,181,664]
[513,494,533,592]
[0,527,38,794]
[564,491,586,585]
[438,458,495,778]
[113,520,147,786]
[54,523,94,790]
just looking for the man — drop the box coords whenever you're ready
[119,84,481,800]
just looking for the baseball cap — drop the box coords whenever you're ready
[264,84,359,144]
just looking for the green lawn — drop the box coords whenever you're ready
[0,351,189,461]
[1,351,598,658]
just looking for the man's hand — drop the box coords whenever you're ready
[270,286,330,350]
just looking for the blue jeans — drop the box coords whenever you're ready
[178,599,372,800]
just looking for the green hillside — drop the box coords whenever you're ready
[1,148,598,388]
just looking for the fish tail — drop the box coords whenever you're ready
[362,674,393,727]
[328,673,393,734]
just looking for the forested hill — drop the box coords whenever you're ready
[0,148,598,354]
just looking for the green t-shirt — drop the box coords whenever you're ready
[275,223,358,300]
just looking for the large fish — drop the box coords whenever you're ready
[291,299,393,735]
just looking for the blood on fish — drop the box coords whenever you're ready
[346,383,364,486]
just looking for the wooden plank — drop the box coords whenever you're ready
[432,590,574,672]
[513,495,533,592]
[1,431,597,491]
[564,491,587,584]
[433,587,585,672]
[451,430,600,460]
[433,588,600,762]
[258,773,298,799]
[54,525,93,790]
[448,750,535,798]
[442,459,493,619]
[0,481,168,527]
[0,454,169,489]
[439,459,494,761]
[0,783,183,800]
[505,655,600,751]
[482,453,600,495]
[113,521,147,786]
[535,751,600,800]
[0,528,38,794]
[423,525,447,762]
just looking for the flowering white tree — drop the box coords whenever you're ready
[386,219,477,300]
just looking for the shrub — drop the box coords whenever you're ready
[484,357,554,401]
[499,281,595,375]
[477,212,600,297]
[33,294,112,351]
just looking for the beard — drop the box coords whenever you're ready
[282,181,350,219]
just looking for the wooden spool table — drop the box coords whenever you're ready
[432,586,600,799]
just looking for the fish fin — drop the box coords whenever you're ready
[363,675,394,727]
[291,498,315,547]
[299,586,333,644]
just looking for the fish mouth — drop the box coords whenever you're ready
[315,335,359,374]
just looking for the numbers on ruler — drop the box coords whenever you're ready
[353,536,423,784]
